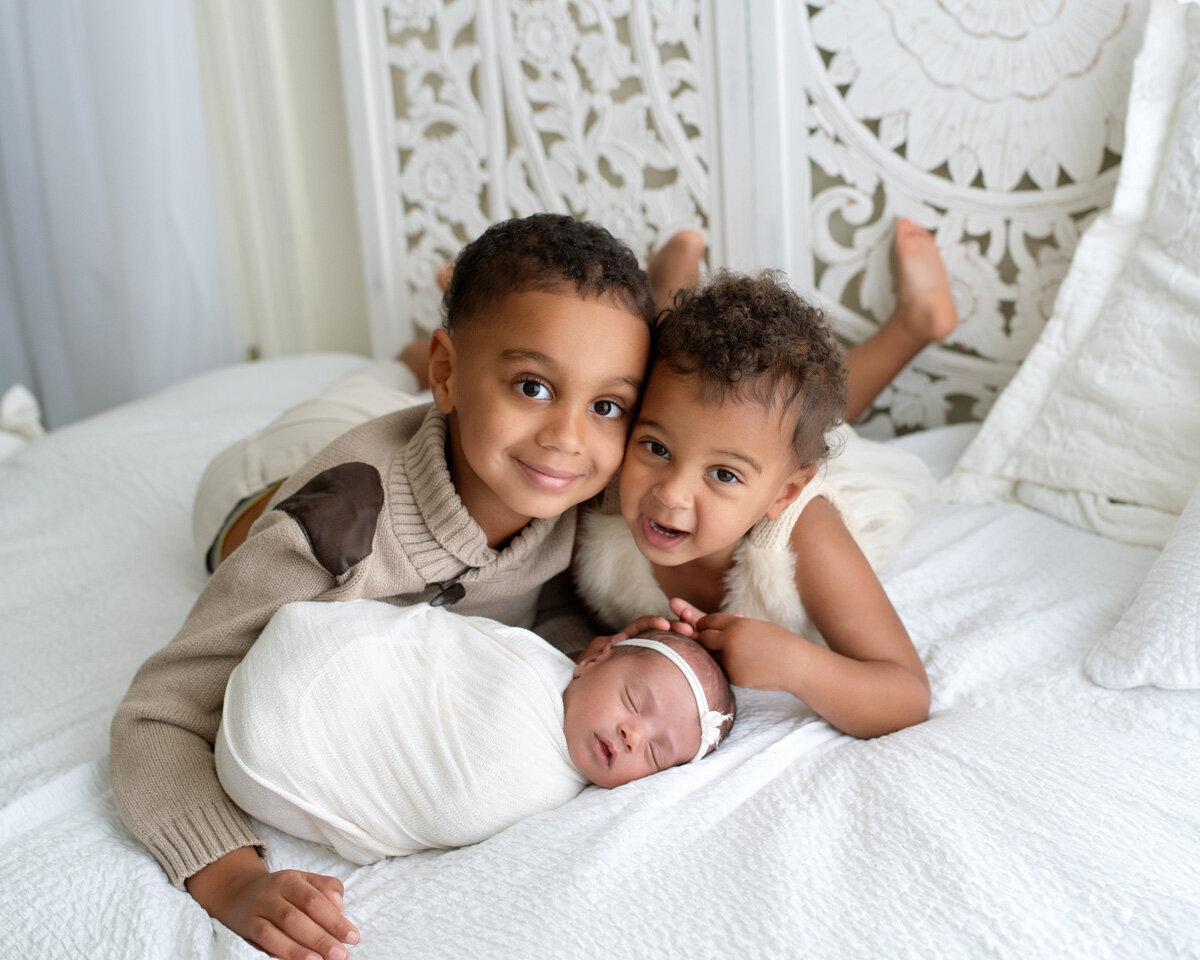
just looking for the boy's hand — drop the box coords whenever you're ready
[694,613,802,692]
[186,846,359,960]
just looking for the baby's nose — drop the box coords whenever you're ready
[619,719,645,751]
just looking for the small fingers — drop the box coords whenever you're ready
[666,619,695,637]
[304,872,342,911]
[696,627,726,652]
[245,915,331,960]
[620,616,670,636]
[271,875,359,958]
[305,875,356,939]
[669,597,707,625]
[695,612,736,632]
[267,904,344,960]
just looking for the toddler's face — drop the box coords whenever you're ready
[619,368,814,568]
[562,636,699,788]
[433,288,649,541]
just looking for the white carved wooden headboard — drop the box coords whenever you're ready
[336,0,1148,435]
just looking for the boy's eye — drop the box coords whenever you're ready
[516,379,550,400]
[590,399,623,420]
[709,467,741,484]
[643,440,669,459]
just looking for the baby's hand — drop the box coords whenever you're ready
[187,847,359,960]
[694,613,800,692]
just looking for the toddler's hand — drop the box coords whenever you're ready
[667,598,708,632]
[617,613,696,638]
[187,847,359,960]
[575,631,626,664]
[695,613,800,692]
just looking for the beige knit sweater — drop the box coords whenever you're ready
[110,404,578,887]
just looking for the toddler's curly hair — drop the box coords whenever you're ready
[654,270,847,466]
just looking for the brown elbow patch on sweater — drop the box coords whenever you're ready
[274,462,384,576]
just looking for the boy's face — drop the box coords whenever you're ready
[430,289,650,544]
[562,635,699,788]
[619,368,814,568]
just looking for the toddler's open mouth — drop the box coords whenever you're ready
[642,515,688,549]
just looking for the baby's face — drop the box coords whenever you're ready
[619,368,813,568]
[561,636,700,788]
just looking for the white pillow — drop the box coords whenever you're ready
[1085,480,1200,689]
[943,0,1200,548]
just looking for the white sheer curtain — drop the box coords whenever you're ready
[0,0,237,428]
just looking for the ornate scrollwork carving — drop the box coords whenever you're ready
[381,0,714,340]
[372,0,1148,433]
[799,0,1148,434]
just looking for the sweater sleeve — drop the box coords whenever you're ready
[109,508,337,888]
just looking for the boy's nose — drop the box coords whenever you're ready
[536,404,585,454]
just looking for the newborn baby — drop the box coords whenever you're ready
[215,599,735,864]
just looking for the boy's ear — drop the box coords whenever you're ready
[764,464,818,521]
[428,329,456,415]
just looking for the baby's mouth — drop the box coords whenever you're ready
[593,733,614,767]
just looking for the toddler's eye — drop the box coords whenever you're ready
[517,379,550,400]
[709,467,740,484]
[643,440,670,459]
[590,399,623,419]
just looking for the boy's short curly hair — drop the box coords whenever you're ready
[443,214,657,332]
[654,270,846,466]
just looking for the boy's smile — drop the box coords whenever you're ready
[620,369,814,569]
[432,288,650,547]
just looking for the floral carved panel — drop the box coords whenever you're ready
[353,0,1150,434]
[379,0,717,342]
[794,0,1150,435]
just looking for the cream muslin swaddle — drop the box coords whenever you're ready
[215,599,587,864]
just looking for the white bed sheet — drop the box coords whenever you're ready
[1,355,1197,959]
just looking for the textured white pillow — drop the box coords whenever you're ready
[1085,480,1200,689]
[944,0,1200,548]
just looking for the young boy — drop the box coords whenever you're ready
[572,268,935,740]
[216,599,735,864]
[109,214,656,960]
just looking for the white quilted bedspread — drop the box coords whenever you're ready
[1,356,1197,959]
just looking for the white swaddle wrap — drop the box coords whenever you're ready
[216,599,587,864]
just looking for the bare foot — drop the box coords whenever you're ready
[436,260,454,292]
[647,229,706,312]
[892,218,958,345]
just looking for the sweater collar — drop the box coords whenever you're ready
[394,406,567,572]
